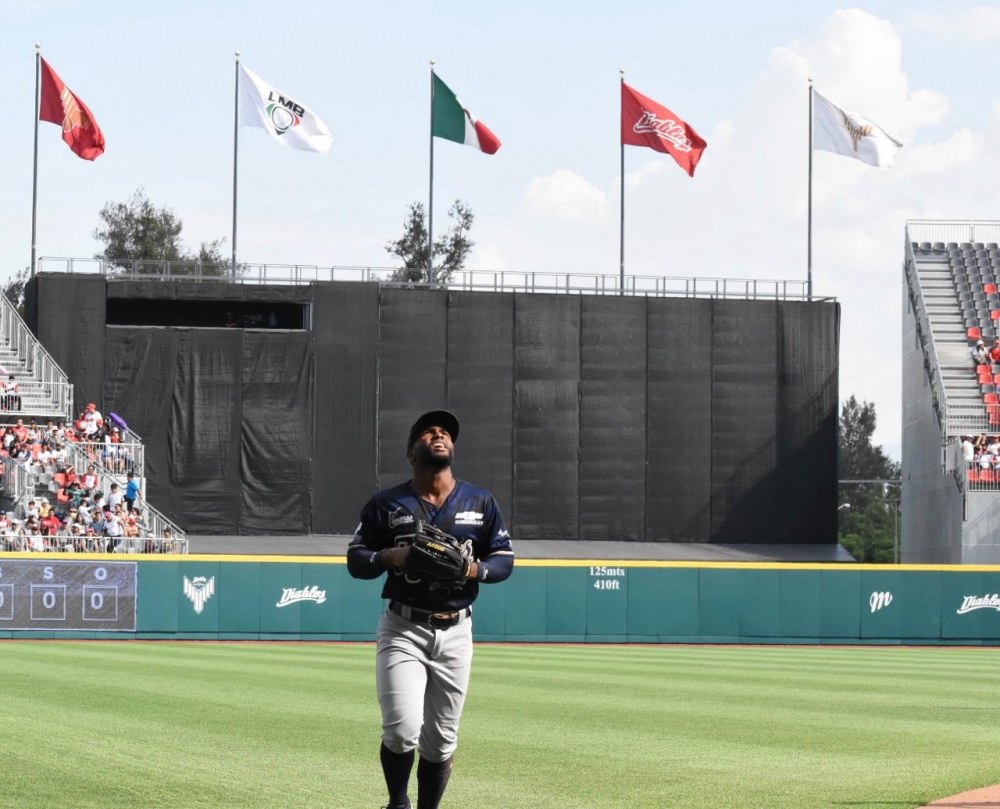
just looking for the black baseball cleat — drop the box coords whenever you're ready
[382,805,411,809]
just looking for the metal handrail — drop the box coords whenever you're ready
[947,405,990,436]
[59,440,182,541]
[907,220,1000,246]
[903,228,950,434]
[37,257,834,302]
[60,435,145,480]
[0,535,188,554]
[1,455,34,514]
[0,292,74,421]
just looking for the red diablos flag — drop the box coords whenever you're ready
[39,58,105,160]
[621,82,705,177]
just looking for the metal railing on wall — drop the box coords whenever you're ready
[37,257,832,302]
[907,220,1000,247]
[0,292,74,421]
[1,448,186,553]
[0,535,188,554]
[1,455,33,515]
[59,440,181,540]
[946,404,991,436]
[903,229,950,435]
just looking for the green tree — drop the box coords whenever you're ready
[385,200,475,284]
[838,395,901,563]
[93,186,234,277]
[2,266,29,317]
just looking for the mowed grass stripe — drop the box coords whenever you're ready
[1,643,998,808]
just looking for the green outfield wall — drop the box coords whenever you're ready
[1,555,1000,644]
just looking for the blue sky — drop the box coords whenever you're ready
[2,0,1000,458]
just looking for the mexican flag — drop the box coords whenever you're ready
[432,73,501,154]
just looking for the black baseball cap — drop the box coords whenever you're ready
[407,410,460,450]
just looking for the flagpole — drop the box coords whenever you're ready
[807,77,813,301]
[428,59,436,285]
[30,44,41,278]
[619,69,625,296]
[231,52,241,277]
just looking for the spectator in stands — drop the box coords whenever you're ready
[2,375,21,412]
[40,510,60,538]
[81,465,98,493]
[124,471,141,512]
[91,509,107,536]
[963,436,975,463]
[36,440,53,466]
[107,483,123,512]
[989,342,1000,365]
[105,510,124,551]
[123,514,140,542]
[68,523,83,552]
[973,340,990,365]
[987,437,999,456]
[12,419,27,443]
[82,403,103,438]
[162,527,176,554]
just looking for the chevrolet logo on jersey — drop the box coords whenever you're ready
[454,511,484,526]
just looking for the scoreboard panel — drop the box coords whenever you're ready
[0,560,137,631]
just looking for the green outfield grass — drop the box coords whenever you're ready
[2,642,999,808]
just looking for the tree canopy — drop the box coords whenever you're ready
[385,200,474,284]
[93,187,231,276]
[2,266,29,316]
[838,395,901,563]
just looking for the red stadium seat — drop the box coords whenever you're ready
[969,468,980,483]
[980,468,995,483]
[986,283,998,294]
[990,405,1000,426]
[979,364,992,374]
[985,393,998,404]
[969,327,983,340]
[980,374,993,385]
[992,310,1000,321]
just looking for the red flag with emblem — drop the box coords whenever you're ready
[621,82,705,177]
[38,58,105,160]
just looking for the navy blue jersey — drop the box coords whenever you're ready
[347,479,514,611]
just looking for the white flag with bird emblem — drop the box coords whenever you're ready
[812,90,902,168]
[239,64,332,154]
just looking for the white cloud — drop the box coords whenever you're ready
[524,169,606,222]
[900,127,985,173]
[909,6,1000,42]
[492,8,1000,455]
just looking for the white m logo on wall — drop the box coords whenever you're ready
[869,591,893,613]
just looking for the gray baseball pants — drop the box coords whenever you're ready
[376,607,474,763]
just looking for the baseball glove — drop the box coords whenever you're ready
[405,521,471,584]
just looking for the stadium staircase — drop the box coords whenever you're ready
[905,223,1000,498]
[0,293,185,549]
[0,292,74,420]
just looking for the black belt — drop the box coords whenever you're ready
[389,601,471,628]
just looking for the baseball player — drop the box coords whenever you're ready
[347,410,514,809]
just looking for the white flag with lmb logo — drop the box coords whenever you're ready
[812,90,902,168]
[239,64,332,154]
